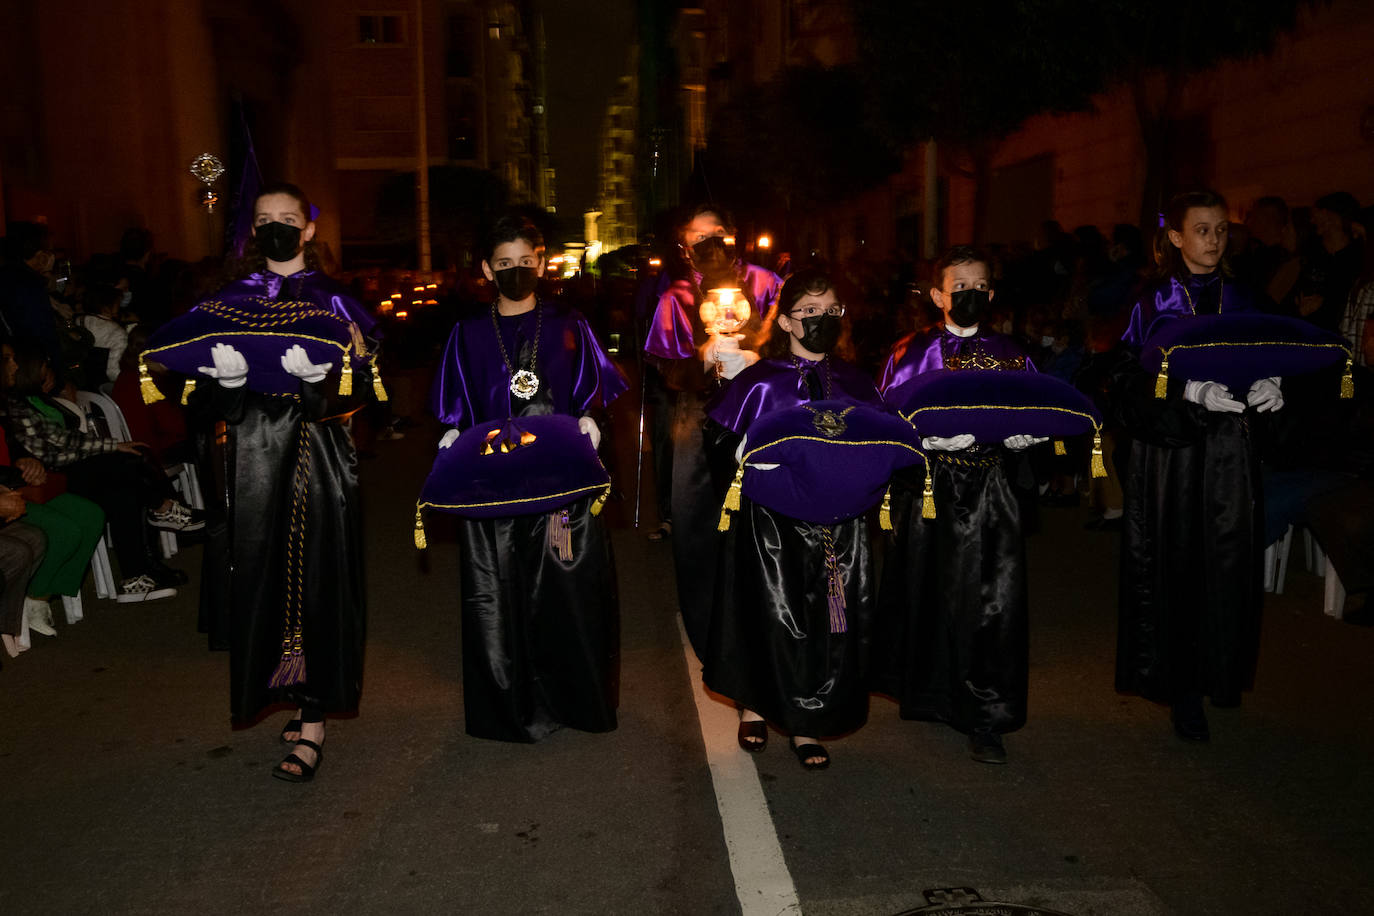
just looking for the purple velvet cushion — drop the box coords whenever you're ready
[1138,313,1351,392]
[740,401,925,524]
[419,414,609,519]
[892,369,1101,442]
[143,297,363,395]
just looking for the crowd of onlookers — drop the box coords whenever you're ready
[0,221,209,662]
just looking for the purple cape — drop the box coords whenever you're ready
[644,262,782,360]
[707,356,885,433]
[431,301,628,428]
[878,326,1035,394]
[217,270,378,337]
[1122,273,1255,349]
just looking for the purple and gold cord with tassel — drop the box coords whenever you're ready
[823,528,847,634]
[338,352,353,396]
[268,423,313,689]
[1091,429,1107,478]
[549,508,573,561]
[879,485,893,531]
[414,505,427,549]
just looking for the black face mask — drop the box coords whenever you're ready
[794,313,842,354]
[690,236,733,274]
[946,288,990,328]
[493,265,539,302]
[255,221,303,263]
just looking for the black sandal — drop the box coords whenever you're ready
[789,738,830,771]
[279,717,302,745]
[272,738,324,783]
[737,719,768,752]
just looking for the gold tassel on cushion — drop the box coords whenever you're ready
[591,486,609,516]
[139,358,164,404]
[1091,430,1106,478]
[180,379,196,405]
[718,464,745,531]
[413,506,427,549]
[548,508,573,561]
[921,464,936,520]
[879,485,893,531]
[1341,357,1354,399]
[1154,354,1169,399]
[1054,439,1066,456]
[338,352,353,396]
[372,362,389,402]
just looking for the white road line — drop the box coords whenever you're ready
[679,617,802,916]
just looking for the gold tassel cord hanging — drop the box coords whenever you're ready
[139,358,164,404]
[1342,357,1354,399]
[921,464,937,520]
[548,508,573,561]
[1091,429,1107,478]
[338,353,353,396]
[591,486,610,516]
[372,363,389,402]
[1154,354,1169,399]
[1054,439,1066,456]
[879,485,893,531]
[413,506,427,549]
[718,464,745,531]
[180,379,197,405]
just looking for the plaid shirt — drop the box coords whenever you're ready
[1,396,117,469]
[1340,280,1374,366]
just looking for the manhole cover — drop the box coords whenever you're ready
[894,887,1075,915]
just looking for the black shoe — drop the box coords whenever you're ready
[737,718,768,753]
[968,729,1007,764]
[1171,696,1210,741]
[147,562,189,588]
[788,738,830,771]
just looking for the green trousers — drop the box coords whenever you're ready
[25,494,105,597]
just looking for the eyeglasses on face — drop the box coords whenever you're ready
[789,304,845,318]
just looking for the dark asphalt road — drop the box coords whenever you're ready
[3,384,1372,915]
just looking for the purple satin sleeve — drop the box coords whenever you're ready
[644,281,698,360]
[430,303,627,430]
[706,358,884,433]
[1122,276,1257,349]
[217,271,380,337]
[569,311,630,411]
[878,330,946,393]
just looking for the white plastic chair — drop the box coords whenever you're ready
[1262,525,1294,594]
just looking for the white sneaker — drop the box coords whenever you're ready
[23,597,56,636]
[147,501,206,532]
[116,575,177,603]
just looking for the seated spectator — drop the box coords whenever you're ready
[76,283,129,385]
[0,338,197,602]
[0,424,105,641]
[0,487,45,659]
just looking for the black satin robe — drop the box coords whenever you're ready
[1111,353,1264,706]
[433,302,626,742]
[196,381,368,723]
[876,450,1030,735]
[701,357,881,737]
[876,330,1034,736]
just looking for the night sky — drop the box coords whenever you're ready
[536,0,637,229]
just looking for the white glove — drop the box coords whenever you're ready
[438,428,460,450]
[197,343,248,388]
[717,349,758,380]
[1003,434,1049,451]
[281,345,332,384]
[578,415,602,449]
[1183,380,1245,413]
[921,433,976,452]
[1247,377,1284,413]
